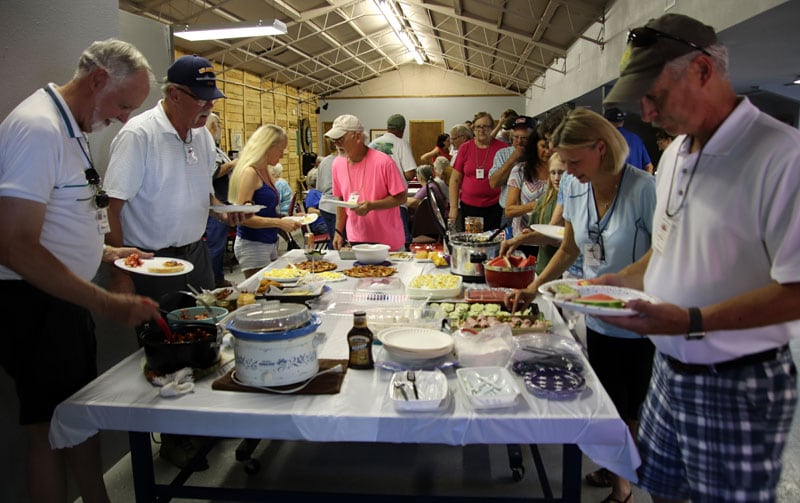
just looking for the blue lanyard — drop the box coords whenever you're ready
[586,165,627,237]
[43,85,94,171]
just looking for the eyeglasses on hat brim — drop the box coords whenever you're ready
[627,26,711,56]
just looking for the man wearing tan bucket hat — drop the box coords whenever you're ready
[596,13,800,503]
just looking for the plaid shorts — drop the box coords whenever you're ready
[638,350,798,502]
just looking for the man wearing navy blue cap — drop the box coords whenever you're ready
[104,55,246,470]
[603,107,654,174]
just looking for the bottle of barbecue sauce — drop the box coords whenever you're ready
[347,311,374,369]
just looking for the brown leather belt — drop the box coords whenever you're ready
[664,345,788,375]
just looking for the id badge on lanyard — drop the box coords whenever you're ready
[96,208,111,234]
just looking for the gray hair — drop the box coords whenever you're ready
[416,164,434,183]
[433,156,449,175]
[665,43,729,80]
[268,163,284,178]
[306,167,318,188]
[206,112,221,127]
[75,38,152,83]
[450,124,473,140]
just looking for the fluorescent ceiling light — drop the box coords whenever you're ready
[794,77,800,85]
[173,19,287,41]
[374,0,426,65]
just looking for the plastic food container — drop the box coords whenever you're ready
[456,367,520,409]
[389,370,449,411]
[167,306,228,325]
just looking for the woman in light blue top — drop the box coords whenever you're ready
[506,108,656,503]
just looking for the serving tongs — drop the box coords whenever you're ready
[181,284,222,325]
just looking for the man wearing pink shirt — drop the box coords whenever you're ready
[325,114,407,251]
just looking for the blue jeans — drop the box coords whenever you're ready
[205,216,229,283]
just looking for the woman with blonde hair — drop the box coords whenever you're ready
[506,107,656,503]
[229,125,302,277]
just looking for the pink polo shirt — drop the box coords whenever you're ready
[332,148,406,250]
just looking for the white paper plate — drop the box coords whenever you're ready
[113,257,194,277]
[389,370,449,411]
[211,204,265,214]
[457,367,520,410]
[328,200,359,209]
[283,214,318,225]
[538,279,660,317]
[530,224,565,241]
[377,327,454,355]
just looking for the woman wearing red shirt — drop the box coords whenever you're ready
[448,112,506,231]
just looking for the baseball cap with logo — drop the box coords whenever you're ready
[604,13,717,106]
[603,108,626,122]
[511,116,536,130]
[167,55,225,101]
[324,114,364,139]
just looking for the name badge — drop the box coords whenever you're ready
[652,213,673,255]
[96,208,110,234]
[348,192,359,204]
[583,242,604,267]
[475,168,485,179]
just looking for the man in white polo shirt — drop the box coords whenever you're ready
[599,13,800,502]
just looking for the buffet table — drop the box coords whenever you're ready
[51,250,640,502]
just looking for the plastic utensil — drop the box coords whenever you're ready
[407,370,419,399]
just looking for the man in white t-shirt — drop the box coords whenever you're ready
[369,114,417,249]
[599,13,800,503]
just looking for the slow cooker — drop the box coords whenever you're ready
[226,302,322,387]
[447,232,503,283]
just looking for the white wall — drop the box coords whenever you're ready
[317,95,525,151]
[525,0,788,116]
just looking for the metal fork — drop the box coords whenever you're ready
[407,370,419,399]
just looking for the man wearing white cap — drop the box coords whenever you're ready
[597,13,800,502]
[325,114,407,251]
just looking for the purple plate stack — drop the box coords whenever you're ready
[523,367,586,400]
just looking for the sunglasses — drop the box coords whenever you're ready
[175,86,210,107]
[81,168,109,208]
[627,26,711,57]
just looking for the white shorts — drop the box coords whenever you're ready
[233,237,277,271]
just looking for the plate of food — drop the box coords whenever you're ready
[211,204,265,213]
[530,224,565,241]
[342,264,397,278]
[388,251,412,262]
[538,279,660,316]
[283,214,318,225]
[314,271,347,282]
[293,259,337,273]
[328,199,360,209]
[261,267,310,283]
[114,255,193,276]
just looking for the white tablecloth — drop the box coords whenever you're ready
[50,250,640,482]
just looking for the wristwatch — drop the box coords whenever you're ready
[685,307,705,340]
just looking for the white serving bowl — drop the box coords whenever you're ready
[352,243,390,264]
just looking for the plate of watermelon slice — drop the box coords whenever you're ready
[537,279,661,317]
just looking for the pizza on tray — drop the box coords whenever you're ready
[293,260,337,272]
[342,265,396,278]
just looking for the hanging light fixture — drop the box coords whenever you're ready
[375,0,426,65]
[173,19,287,41]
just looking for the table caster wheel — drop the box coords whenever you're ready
[511,466,525,482]
[243,458,261,475]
